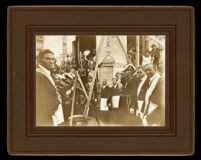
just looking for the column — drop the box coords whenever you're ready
[136,35,140,67]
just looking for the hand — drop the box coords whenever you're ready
[143,115,147,119]
[136,109,140,116]
[66,89,72,96]
[130,108,134,113]
[140,112,144,120]
[142,117,149,126]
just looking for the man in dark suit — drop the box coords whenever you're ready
[122,70,139,111]
[97,79,112,123]
[150,44,161,66]
[110,78,122,123]
[120,69,139,125]
[85,75,98,117]
[101,79,111,99]
[36,49,62,126]
[111,78,122,96]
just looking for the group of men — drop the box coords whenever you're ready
[88,61,165,126]
[36,48,165,126]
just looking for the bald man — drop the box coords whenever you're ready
[137,63,165,126]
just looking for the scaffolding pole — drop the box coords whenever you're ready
[136,35,140,67]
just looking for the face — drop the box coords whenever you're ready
[145,64,156,78]
[145,52,149,56]
[88,57,93,61]
[152,45,156,49]
[116,73,121,79]
[40,53,55,71]
[81,54,85,59]
[136,68,145,79]
[70,69,75,74]
[102,80,107,86]
[112,79,117,85]
[125,70,132,78]
[60,60,65,66]
[54,76,60,84]
[88,78,92,82]
[128,66,133,71]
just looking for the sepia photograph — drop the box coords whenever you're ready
[7,6,195,155]
[36,35,165,127]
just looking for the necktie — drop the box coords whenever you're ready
[138,78,150,113]
[138,78,150,100]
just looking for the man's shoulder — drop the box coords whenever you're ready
[158,75,165,85]
[36,70,50,83]
[128,76,137,82]
[156,48,161,52]
[36,70,46,78]
[36,70,43,77]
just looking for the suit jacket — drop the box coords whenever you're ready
[111,84,121,96]
[122,76,138,97]
[101,85,111,98]
[36,68,60,126]
[149,76,165,108]
[151,48,161,65]
[121,76,139,108]
[144,74,165,125]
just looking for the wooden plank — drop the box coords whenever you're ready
[69,71,78,126]
[116,36,132,64]
[83,36,105,117]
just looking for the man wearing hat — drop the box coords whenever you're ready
[86,53,96,72]
[120,66,138,125]
[150,44,161,66]
[85,75,98,117]
[85,75,93,94]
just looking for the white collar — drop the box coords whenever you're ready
[38,64,51,76]
[37,64,56,88]
[102,85,107,89]
[113,84,117,87]
[149,72,160,84]
[141,75,147,81]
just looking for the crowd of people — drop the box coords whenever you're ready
[36,44,165,127]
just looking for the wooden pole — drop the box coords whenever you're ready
[116,36,132,64]
[69,71,78,126]
[83,36,105,117]
[136,35,140,67]
[77,72,88,99]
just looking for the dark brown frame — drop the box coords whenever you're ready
[7,6,194,155]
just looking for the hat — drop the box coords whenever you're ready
[86,53,95,60]
[87,75,92,79]
[121,64,136,72]
[63,73,74,79]
[83,50,91,57]
[151,44,157,48]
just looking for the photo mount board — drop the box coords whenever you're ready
[7,6,195,155]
